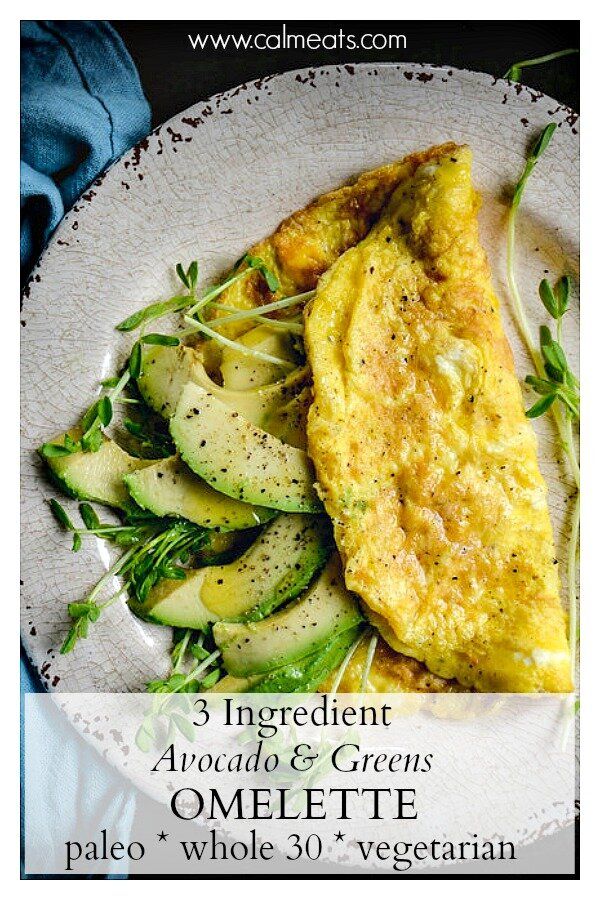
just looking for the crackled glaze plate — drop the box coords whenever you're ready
[21,63,579,693]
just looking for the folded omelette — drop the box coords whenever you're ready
[212,145,460,338]
[304,143,572,693]
[215,147,463,693]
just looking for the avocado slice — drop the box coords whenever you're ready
[200,513,333,621]
[220,325,297,390]
[128,513,330,628]
[262,384,311,450]
[205,627,362,694]
[137,344,208,419]
[42,433,153,510]
[138,344,308,427]
[213,555,363,677]
[129,569,216,629]
[206,673,264,692]
[196,530,256,566]
[123,455,275,531]
[170,382,321,513]
[250,626,363,693]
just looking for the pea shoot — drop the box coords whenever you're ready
[507,124,580,685]
[49,499,210,654]
[504,48,578,83]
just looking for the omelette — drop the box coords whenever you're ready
[213,146,460,337]
[304,143,572,693]
[212,147,464,693]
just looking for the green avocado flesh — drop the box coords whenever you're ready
[129,570,216,629]
[207,673,264,692]
[137,344,307,428]
[137,344,208,419]
[220,325,297,390]
[170,382,321,513]
[42,434,153,510]
[250,626,363,693]
[213,555,363,677]
[200,513,333,621]
[123,455,275,531]
[208,626,362,694]
[128,512,331,628]
[262,384,311,450]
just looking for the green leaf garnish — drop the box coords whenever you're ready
[524,374,556,395]
[49,498,75,531]
[556,276,571,317]
[539,279,559,319]
[525,393,556,418]
[243,254,280,292]
[129,341,142,379]
[40,442,74,458]
[141,333,180,346]
[81,428,103,453]
[176,261,199,292]
[97,396,113,427]
[79,502,100,530]
[81,401,100,433]
[512,124,557,208]
[116,295,191,332]
[541,339,568,378]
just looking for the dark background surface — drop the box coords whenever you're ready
[113,20,580,127]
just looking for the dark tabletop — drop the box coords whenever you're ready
[113,20,579,128]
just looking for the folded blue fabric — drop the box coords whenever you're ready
[21,21,150,876]
[21,20,151,275]
[21,652,136,878]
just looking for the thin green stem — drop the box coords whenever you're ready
[504,49,579,80]
[173,630,192,674]
[507,199,580,488]
[359,629,379,695]
[86,546,137,604]
[507,204,538,363]
[568,486,580,685]
[184,648,221,687]
[98,584,130,612]
[182,316,296,368]
[562,410,580,490]
[208,290,314,326]
[329,631,367,695]
[187,270,250,318]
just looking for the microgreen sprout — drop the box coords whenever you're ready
[507,124,580,687]
[185,254,279,321]
[40,367,131,459]
[359,629,378,694]
[328,629,366,695]
[182,315,296,369]
[524,279,579,423]
[136,638,222,751]
[504,48,578,83]
[506,123,580,485]
[49,499,210,653]
[117,255,280,342]
[206,290,314,328]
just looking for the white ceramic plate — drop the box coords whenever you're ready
[21,63,579,693]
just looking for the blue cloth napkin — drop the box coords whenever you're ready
[21,21,151,876]
[21,20,151,275]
